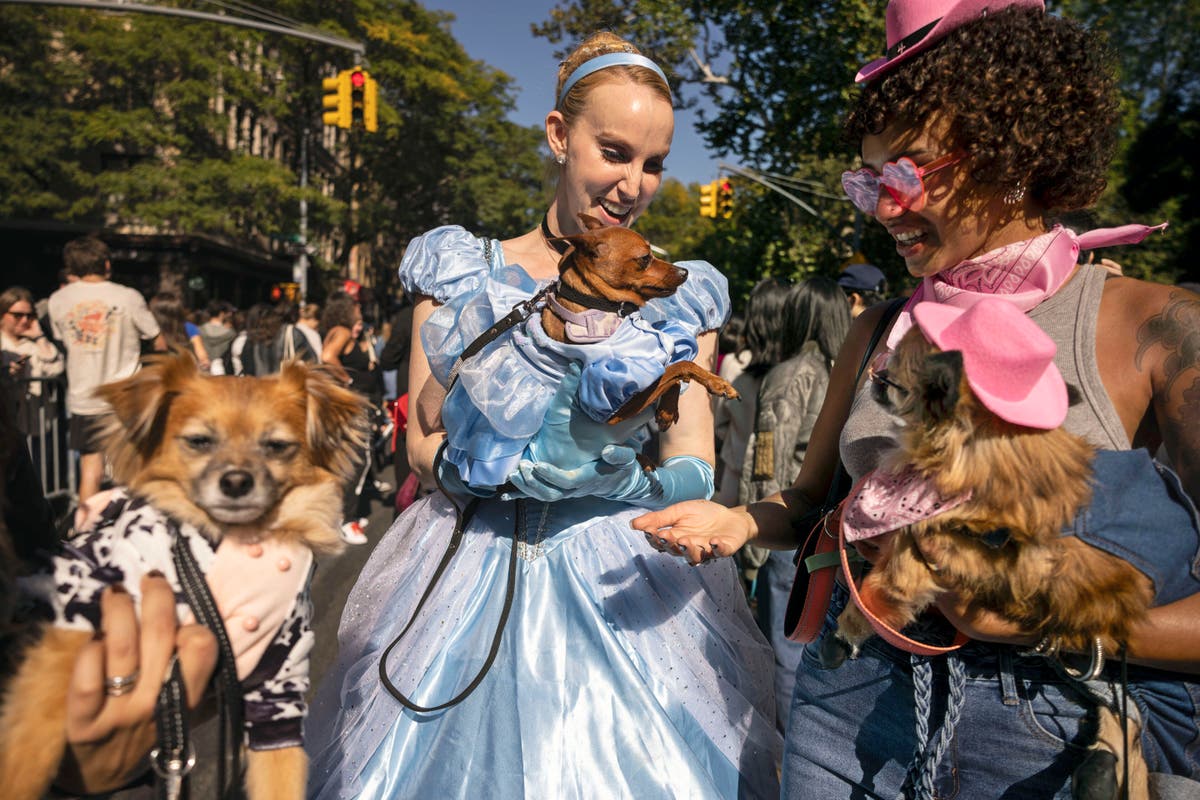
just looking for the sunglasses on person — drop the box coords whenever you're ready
[4,310,35,321]
[842,151,966,215]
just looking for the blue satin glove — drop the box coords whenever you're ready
[509,453,714,510]
[503,361,656,502]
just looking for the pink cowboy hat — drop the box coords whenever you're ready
[856,0,1045,83]
[911,298,1066,430]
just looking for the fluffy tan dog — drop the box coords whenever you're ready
[0,353,368,800]
[835,325,1152,658]
[835,300,1153,800]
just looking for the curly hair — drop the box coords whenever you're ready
[844,8,1119,216]
[320,291,360,337]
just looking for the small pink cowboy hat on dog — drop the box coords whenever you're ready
[857,0,1045,82]
[911,297,1067,430]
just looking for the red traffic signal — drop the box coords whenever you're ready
[350,69,366,89]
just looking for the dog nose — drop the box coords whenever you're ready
[219,470,255,498]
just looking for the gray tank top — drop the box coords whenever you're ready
[840,264,1129,482]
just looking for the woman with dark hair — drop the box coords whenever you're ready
[319,291,379,544]
[635,1,1200,797]
[319,291,362,386]
[737,276,852,731]
[148,291,209,369]
[713,277,793,506]
[237,302,316,377]
[0,286,64,436]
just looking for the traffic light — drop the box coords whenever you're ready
[717,179,734,218]
[699,180,718,218]
[271,282,300,303]
[322,70,351,129]
[349,67,379,133]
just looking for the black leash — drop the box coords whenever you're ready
[378,464,522,712]
[445,284,555,389]
[159,533,245,800]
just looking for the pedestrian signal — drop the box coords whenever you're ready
[699,180,718,218]
[717,180,734,219]
[322,71,351,129]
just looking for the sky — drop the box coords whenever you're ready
[423,0,721,187]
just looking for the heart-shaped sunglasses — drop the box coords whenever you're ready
[842,151,966,215]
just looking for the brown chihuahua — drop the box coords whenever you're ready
[544,213,737,431]
[0,353,369,800]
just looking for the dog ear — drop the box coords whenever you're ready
[576,213,604,231]
[94,352,197,458]
[280,362,370,483]
[918,350,964,423]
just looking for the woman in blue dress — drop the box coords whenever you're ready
[304,32,781,799]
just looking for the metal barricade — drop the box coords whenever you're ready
[18,376,75,505]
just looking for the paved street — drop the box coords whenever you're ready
[309,493,399,689]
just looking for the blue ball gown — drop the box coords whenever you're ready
[305,227,782,799]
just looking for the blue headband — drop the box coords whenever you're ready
[556,52,670,108]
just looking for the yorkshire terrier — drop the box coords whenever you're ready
[836,298,1155,800]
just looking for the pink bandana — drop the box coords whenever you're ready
[842,466,972,542]
[887,222,1168,350]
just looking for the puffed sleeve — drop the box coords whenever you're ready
[639,260,730,335]
[398,226,493,304]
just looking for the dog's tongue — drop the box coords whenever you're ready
[842,466,972,542]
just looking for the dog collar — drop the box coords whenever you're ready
[546,293,625,343]
[555,280,639,318]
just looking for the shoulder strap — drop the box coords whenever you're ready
[811,296,907,519]
[281,325,295,362]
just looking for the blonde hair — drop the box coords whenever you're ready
[555,32,671,124]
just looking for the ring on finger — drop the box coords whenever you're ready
[104,668,141,696]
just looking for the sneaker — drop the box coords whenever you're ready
[340,520,368,545]
[373,479,394,494]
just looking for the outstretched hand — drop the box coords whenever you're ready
[56,573,218,795]
[630,500,754,566]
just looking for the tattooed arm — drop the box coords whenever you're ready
[937,280,1200,671]
[1121,284,1200,671]
[1134,286,1200,499]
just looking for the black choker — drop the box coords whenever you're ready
[540,214,570,256]
[555,280,639,318]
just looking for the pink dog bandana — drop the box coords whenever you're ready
[842,466,972,542]
[887,222,1168,350]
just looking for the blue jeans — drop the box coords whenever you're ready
[782,584,1200,799]
[758,549,806,732]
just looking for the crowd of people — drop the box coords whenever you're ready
[1,236,405,550]
[1,0,1198,798]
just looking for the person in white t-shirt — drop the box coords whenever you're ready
[48,237,165,503]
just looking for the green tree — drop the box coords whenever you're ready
[539,0,1198,286]
[0,0,550,297]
